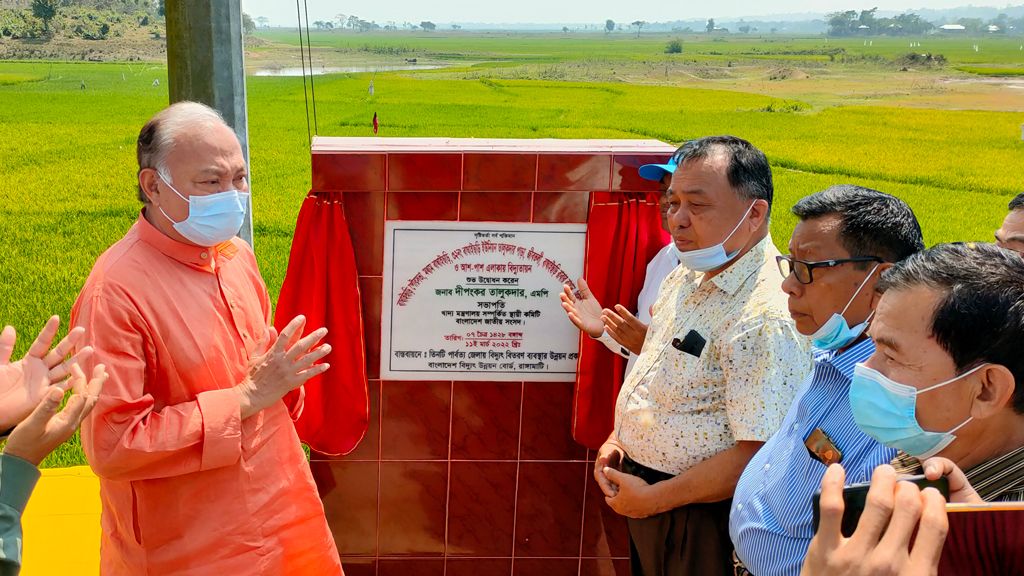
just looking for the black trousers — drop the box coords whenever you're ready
[623,458,734,576]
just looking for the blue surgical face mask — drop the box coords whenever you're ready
[671,202,755,273]
[158,175,249,246]
[810,264,880,350]
[850,363,985,459]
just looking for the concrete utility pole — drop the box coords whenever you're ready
[164,0,254,247]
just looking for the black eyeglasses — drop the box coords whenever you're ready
[776,255,883,285]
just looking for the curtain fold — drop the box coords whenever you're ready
[274,192,369,456]
[572,192,670,450]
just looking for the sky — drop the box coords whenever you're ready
[239,0,997,27]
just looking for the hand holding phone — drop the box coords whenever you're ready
[813,473,950,536]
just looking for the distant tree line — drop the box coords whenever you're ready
[827,7,1024,36]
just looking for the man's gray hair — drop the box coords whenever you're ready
[135,101,229,203]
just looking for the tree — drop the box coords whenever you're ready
[347,15,360,29]
[452,24,461,30]
[631,20,647,37]
[770,27,777,34]
[313,20,325,30]
[665,39,683,53]
[242,12,256,34]
[827,10,857,36]
[420,21,436,31]
[605,19,615,34]
[256,16,269,28]
[325,21,334,30]
[158,0,164,17]
[706,18,715,33]
[31,0,58,33]
[739,25,750,33]
[335,14,347,28]
[562,26,569,34]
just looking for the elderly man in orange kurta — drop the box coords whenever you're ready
[71,102,344,575]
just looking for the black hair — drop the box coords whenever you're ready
[671,135,773,215]
[877,242,1024,414]
[1009,192,1024,212]
[792,185,925,268]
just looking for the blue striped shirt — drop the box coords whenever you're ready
[729,338,896,576]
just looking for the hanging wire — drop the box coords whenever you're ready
[295,0,311,144]
[303,0,319,136]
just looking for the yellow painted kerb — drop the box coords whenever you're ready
[21,466,100,575]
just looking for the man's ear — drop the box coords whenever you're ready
[139,168,162,206]
[867,263,894,311]
[970,364,1016,420]
[749,198,770,231]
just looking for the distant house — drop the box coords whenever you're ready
[987,25,1001,33]
[940,24,966,32]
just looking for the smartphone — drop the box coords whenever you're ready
[812,474,950,537]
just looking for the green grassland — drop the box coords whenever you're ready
[0,54,1019,466]
[957,65,1024,75]
[257,29,1024,65]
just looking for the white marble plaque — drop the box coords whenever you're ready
[381,221,587,381]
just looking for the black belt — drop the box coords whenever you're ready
[622,455,675,485]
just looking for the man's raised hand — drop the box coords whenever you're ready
[560,278,605,338]
[236,315,331,419]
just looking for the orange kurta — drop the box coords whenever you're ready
[71,211,343,576]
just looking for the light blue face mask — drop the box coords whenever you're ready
[159,176,249,246]
[671,202,755,273]
[809,264,880,350]
[850,363,985,459]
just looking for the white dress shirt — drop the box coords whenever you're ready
[595,243,679,379]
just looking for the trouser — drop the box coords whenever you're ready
[623,457,734,576]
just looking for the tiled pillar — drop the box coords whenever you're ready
[308,141,670,576]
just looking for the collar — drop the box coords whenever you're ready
[821,337,875,380]
[136,209,237,272]
[708,234,773,295]
[893,444,1024,502]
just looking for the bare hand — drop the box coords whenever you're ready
[922,457,982,504]
[595,439,625,497]
[603,467,666,519]
[560,278,605,338]
[3,363,107,467]
[235,315,331,420]
[602,305,649,355]
[800,464,949,576]
[0,317,94,430]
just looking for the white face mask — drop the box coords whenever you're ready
[158,175,249,246]
[671,202,755,272]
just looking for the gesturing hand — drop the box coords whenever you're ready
[3,363,107,467]
[0,317,94,430]
[800,464,949,576]
[235,315,331,420]
[602,305,649,356]
[560,278,605,338]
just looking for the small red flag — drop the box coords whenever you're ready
[372,112,378,134]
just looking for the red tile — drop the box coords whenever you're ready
[520,382,588,461]
[379,559,444,576]
[380,381,451,460]
[514,462,587,557]
[513,559,580,576]
[388,154,462,191]
[580,559,630,576]
[447,558,513,576]
[459,192,533,222]
[311,461,378,556]
[581,470,630,558]
[612,155,673,192]
[313,153,387,192]
[361,277,383,380]
[386,192,460,220]
[533,192,590,224]
[378,462,448,556]
[450,382,522,460]
[311,380,380,461]
[463,153,537,191]
[344,192,385,276]
[341,558,377,576]
[537,154,611,191]
[447,462,517,557]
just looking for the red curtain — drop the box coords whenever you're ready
[939,508,1024,576]
[572,192,670,450]
[274,192,369,456]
